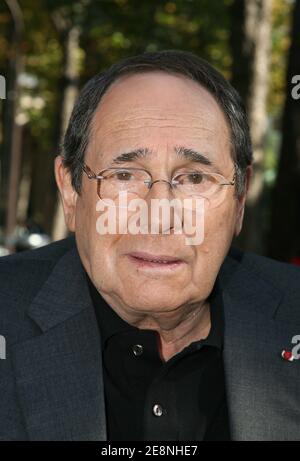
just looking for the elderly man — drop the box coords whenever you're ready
[1,50,300,441]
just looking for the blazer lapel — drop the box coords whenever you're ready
[11,247,107,441]
[221,255,300,440]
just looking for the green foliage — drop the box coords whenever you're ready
[268,0,293,116]
[0,0,293,218]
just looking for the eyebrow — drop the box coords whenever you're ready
[174,146,212,166]
[111,146,213,167]
[112,148,151,164]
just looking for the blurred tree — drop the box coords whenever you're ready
[1,0,64,238]
[3,0,24,251]
[268,0,300,261]
[49,2,85,240]
[230,0,272,254]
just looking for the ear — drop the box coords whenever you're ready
[54,155,78,232]
[234,165,253,237]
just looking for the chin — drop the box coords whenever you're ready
[124,292,185,314]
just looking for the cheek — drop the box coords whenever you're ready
[196,200,237,256]
[211,196,237,233]
[75,197,125,289]
[187,203,237,296]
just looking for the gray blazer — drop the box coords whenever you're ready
[1,236,300,441]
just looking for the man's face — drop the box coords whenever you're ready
[57,71,247,315]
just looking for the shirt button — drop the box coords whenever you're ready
[152,404,164,417]
[132,344,143,356]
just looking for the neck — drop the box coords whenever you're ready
[152,302,211,361]
[100,290,211,362]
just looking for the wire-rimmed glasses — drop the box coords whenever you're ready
[81,163,236,208]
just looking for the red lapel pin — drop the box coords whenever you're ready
[281,350,295,361]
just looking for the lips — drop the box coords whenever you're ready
[125,251,185,271]
[127,251,183,264]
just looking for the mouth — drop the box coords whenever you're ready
[126,251,186,271]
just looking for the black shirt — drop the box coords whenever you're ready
[86,275,230,441]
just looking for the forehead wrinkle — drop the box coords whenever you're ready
[97,114,218,126]
[97,112,217,124]
[95,105,218,118]
[92,106,223,131]
[95,122,217,140]
[91,103,228,147]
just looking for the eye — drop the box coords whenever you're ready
[112,170,134,181]
[173,171,206,186]
[185,172,205,184]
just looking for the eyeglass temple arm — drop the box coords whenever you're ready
[222,171,236,186]
[82,163,104,180]
[82,163,95,179]
[228,172,236,185]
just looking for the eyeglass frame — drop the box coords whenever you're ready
[81,162,236,201]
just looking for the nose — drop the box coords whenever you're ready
[144,179,181,235]
[146,177,174,203]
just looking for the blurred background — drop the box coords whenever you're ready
[0,0,299,262]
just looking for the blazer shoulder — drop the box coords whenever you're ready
[0,236,76,335]
[0,234,76,265]
[228,246,300,292]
